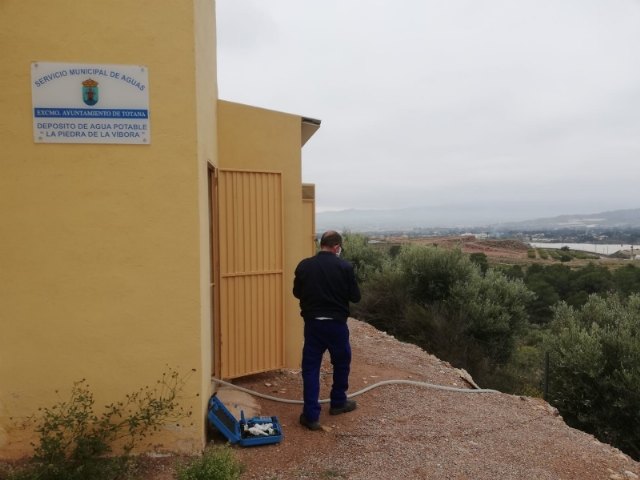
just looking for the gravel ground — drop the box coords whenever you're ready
[228,319,639,480]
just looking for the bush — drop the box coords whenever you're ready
[571,263,613,295]
[545,294,640,460]
[176,446,243,480]
[448,269,534,370]
[355,244,534,383]
[469,252,489,274]
[523,263,617,321]
[548,250,561,260]
[525,276,560,325]
[614,264,640,297]
[396,244,477,305]
[341,232,388,282]
[571,251,600,260]
[9,369,191,480]
[488,344,545,396]
[351,265,409,337]
[500,264,524,280]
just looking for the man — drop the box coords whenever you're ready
[293,230,361,430]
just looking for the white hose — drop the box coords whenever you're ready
[212,377,499,405]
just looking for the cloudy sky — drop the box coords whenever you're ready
[216,1,640,222]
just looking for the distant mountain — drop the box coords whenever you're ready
[316,207,640,232]
[316,205,506,232]
[497,208,640,230]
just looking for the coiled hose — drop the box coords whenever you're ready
[212,377,499,405]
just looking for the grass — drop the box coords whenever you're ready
[539,248,600,262]
[321,470,348,479]
[176,446,244,480]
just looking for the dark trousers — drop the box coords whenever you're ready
[301,319,351,422]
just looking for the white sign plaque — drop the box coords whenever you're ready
[31,62,150,144]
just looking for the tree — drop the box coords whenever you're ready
[501,264,524,280]
[613,264,640,297]
[469,252,489,275]
[525,276,560,325]
[351,266,409,337]
[341,232,387,282]
[355,244,534,384]
[570,263,613,296]
[396,244,477,305]
[545,294,640,460]
[448,269,534,368]
[540,264,571,298]
[523,263,615,322]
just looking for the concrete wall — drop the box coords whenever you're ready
[0,0,217,457]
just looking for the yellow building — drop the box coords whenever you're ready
[0,1,318,457]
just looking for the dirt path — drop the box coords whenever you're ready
[224,319,639,479]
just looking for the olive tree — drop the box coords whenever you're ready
[355,244,534,383]
[545,294,640,460]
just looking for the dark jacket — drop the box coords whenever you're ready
[293,251,361,321]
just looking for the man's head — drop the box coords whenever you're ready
[320,230,343,255]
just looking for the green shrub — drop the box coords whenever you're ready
[548,249,561,260]
[571,251,599,260]
[525,277,560,325]
[469,252,489,274]
[397,244,477,304]
[351,265,409,337]
[500,264,524,280]
[341,232,388,282]
[527,249,536,259]
[448,269,534,369]
[571,263,612,294]
[487,344,545,396]
[176,446,243,480]
[614,264,640,296]
[523,262,616,320]
[388,244,401,259]
[545,294,640,460]
[9,369,190,480]
[356,244,534,383]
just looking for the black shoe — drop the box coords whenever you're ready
[299,414,322,431]
[329,399,357,416]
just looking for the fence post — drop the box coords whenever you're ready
[543,351,550,401]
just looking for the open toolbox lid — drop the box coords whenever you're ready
[207,394,283,447]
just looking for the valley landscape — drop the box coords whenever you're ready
[318,206,640,237]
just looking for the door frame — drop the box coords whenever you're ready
[208,165,222,378]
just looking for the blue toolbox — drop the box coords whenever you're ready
[207,395,283,447]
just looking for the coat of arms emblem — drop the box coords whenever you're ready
[82,78,99,106]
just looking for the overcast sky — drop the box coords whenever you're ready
[216,1,640,221]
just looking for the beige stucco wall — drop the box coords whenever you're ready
[194,0,218,436]
[0,0,217,457]
[217,100,311,369]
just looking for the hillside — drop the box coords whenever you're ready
[498,208,640,230]
[224,320,638,479]
[317,207,640,232]
[385,235,531,261]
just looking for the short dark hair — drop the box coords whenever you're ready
[320,230,342,248]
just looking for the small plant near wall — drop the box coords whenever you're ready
[176,445,244,480]
[8,368,193,480]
